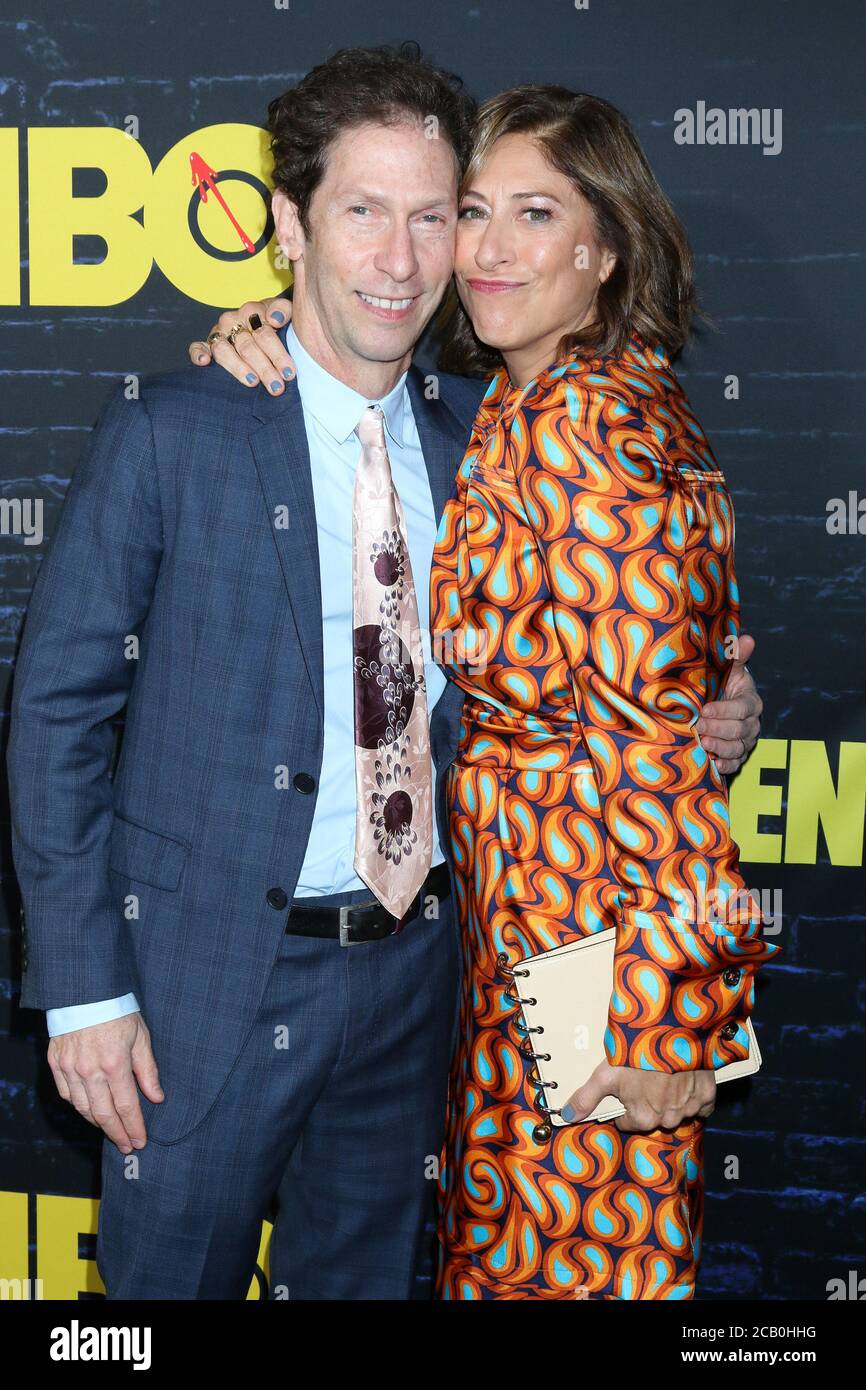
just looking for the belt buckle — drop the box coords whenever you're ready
[338,900,402,946]
[339,904,362,947]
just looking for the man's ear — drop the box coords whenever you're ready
[272,190,306,263]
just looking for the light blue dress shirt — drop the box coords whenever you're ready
[45,322,446,1036]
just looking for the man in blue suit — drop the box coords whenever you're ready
[7,44,762,1300]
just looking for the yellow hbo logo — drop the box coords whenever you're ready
[0,123,289,306]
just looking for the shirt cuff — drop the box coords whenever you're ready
[46,994,140,1037]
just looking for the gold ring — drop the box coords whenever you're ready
[206,329,227,347]
[227,321,250,347]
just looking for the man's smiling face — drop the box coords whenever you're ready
[274,120,459,377]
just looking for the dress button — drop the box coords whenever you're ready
[720,1020,739,1041]
[266,887,288,910]
[532,1121,552,1144]
[292,772,316,794]
[722,967,742,988]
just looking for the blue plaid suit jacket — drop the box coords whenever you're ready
[7,358,485,1141]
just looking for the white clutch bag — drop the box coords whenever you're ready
[513,927,762,1125]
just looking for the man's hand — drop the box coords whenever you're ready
[189,297,296,392]
[561,1059,716,1133]
[696,631,762,775]
[47,1013,164,1154]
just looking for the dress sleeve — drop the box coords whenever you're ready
[513,389,780,1074]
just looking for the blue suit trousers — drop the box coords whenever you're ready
[96,882,459,1300]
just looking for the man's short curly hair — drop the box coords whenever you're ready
[266,42,477,236]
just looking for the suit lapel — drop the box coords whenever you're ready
[249,384,324,722]
[406,366,471,527]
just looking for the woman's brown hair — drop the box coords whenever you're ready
[437,86,701,376]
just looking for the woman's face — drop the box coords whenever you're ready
[455,132,616,384]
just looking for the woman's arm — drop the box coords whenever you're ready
[513,387,781,1083]
[188,297,296,390]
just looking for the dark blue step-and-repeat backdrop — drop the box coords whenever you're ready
[0,0,863,1301]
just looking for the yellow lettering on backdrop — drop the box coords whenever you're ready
[729,738,787,863]
[248,1219,273,1299]
[731,738,866,866]
[0,129,20,304]
[28,128,151,305]
[149,123,287,305]
[2,1191,272,1300]
[37,1194,103,1299]
[0,1190,28,1287]
[786,740,866,866]
[26,123,288,306]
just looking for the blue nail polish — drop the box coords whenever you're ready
[271,311,285,324]
[246,373,256,384]
[270,380,282,393]
[283,367,294,380]
[561,1103,576,1123]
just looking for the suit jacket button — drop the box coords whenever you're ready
[292,772,316,794]
[267,887,288,910]
[720,1020,738,1041]
[722,967,742,988]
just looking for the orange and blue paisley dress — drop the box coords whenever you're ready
[429,334,780,1300]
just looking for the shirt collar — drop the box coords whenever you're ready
[285,321,407,449]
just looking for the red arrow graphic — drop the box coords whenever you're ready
[189,151,256,255]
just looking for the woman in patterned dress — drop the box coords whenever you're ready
[427,87,780,1299]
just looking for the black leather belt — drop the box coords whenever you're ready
[286,860,451,946]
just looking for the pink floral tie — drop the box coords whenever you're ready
[351,405,433,921]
